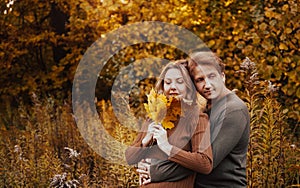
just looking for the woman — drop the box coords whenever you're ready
[125,60,213,187]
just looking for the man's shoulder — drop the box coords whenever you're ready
[226,93,248,112]
[210,92,249,117]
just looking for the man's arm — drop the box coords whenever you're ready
[212,109,248,168]
[149,160,194,182]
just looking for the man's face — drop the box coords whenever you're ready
[191,64,226,101]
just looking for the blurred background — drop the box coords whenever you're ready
[0,0,299,187]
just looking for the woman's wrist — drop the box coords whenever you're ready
[141,139,148,147]
[142,136,152,147]
[161,143,173,156]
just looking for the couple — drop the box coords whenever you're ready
[125,51,250,187]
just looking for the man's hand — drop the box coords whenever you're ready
[137,159,151,185]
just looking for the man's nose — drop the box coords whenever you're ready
[204,78,212,88]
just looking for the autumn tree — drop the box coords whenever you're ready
[0,0,298,132]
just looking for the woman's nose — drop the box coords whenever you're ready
[170,83,177,89]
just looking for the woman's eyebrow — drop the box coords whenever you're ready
[164,76,183,79]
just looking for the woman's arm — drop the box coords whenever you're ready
[153,113,213,174]
[130,119,196,183]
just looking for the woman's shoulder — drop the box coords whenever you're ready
[185,104,208,117]
[182,105,208,127]
[199,112,209,119]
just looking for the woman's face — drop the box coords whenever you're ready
[163,68,188,99]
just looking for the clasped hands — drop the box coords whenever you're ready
[141,122,172,155]
[137,158,151,185]
[138,122,173,185]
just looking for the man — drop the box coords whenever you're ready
[188,51,250,187]
[137,51,250,187]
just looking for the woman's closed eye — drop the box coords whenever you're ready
[164,80,171,85]
[164,78,184,85]
[176,78,184,84]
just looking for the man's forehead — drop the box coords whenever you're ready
[194,64,218,74]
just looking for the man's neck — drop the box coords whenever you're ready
[206,88,232,110]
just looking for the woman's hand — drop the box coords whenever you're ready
[152,124,173,156]
[141,122,156,147]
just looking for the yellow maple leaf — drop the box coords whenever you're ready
[144,89,182,130]
[162,121,175,130]
[144,88,167,123]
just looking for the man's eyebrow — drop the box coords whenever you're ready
[194,75,204,78]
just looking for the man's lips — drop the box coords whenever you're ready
[204,90,213,95]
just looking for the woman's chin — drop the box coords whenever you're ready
[169,94,181,98]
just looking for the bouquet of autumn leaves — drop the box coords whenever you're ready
[144,88,182,130]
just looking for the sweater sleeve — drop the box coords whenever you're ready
[211,109,249,168]
[125,121,150,165]
[149,159,194,182]
[168,113,213,174]
[126,121,194,182]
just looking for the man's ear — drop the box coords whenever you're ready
[221,72,226,83]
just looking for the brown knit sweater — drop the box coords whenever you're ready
[125,104,213,188]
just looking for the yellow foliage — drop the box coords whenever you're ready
[144,88,181,130]
[144,88,168,124]
[161,97,182,129]
[279,42,288,50]
[0,0,300,186]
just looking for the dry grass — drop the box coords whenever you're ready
[0,58,299,187]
